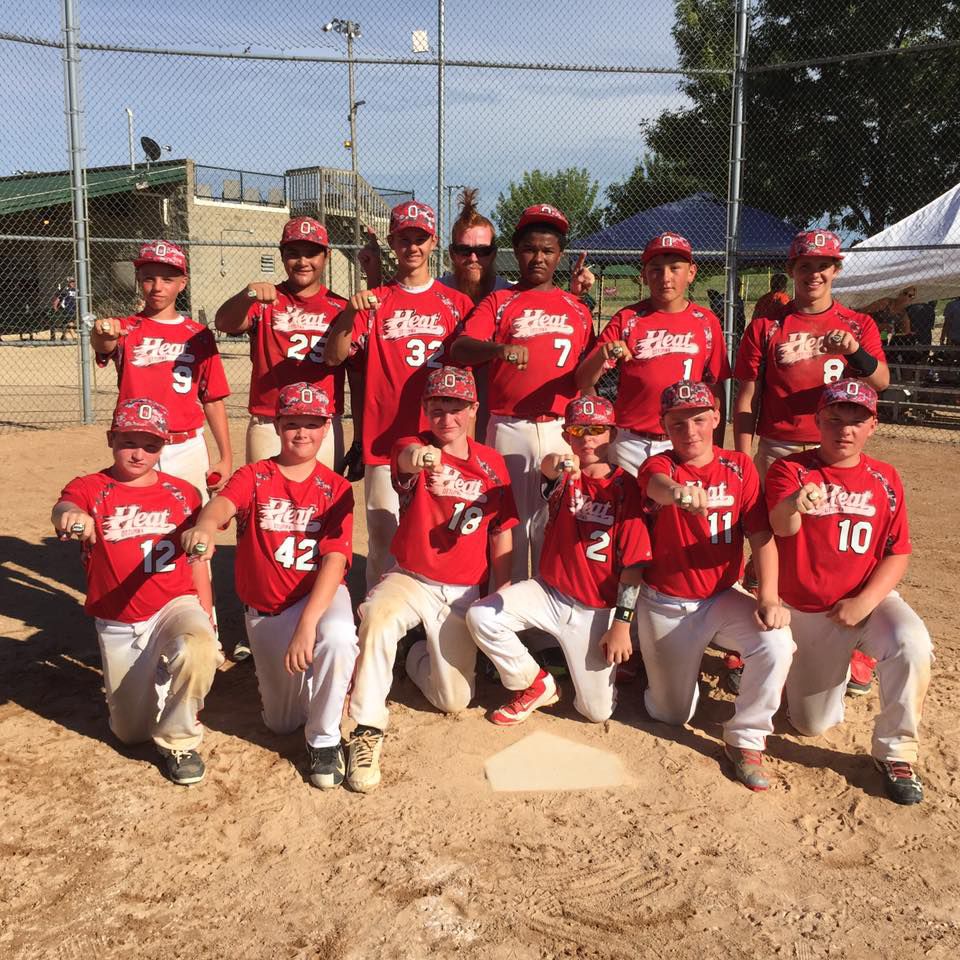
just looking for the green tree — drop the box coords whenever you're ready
[648,0,960,235]
[603,152,701,226]
[493,168,602,240]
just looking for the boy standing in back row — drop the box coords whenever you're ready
[576,232,730,476]
[91,241,233,501]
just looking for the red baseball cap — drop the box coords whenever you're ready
[817,378,878,415]
[642,232,693,264]
[564,395,616,427]
[390,201,437,236]
[788,229,844,260]
[276,382,334,418]
[423,365,477,403]
[110,398,170,440]
[514,204,570,236]
[280,216,329,249]
[660,380,716,415]
[134,240,187,274]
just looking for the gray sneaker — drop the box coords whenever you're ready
[163,748,205,785]
[307,742,345,790]
[233,635,252,662]
[724,745,769,792]
[346,725,384,793]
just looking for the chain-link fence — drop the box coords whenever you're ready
[1,1,958,438]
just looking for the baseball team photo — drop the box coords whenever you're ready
[2,3,959,959]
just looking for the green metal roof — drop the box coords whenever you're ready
[0,162,187,217]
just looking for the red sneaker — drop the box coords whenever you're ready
[490,669,559,726]
[723,652,744,695]
[847,650,876,697]
[615,650,644,686]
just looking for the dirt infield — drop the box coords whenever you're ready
[1,422,958,959]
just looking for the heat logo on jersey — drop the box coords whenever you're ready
[509,309,575,340]
[102,505,176,541]
[806,483,877,517]
[683,480,736,508]
[258,497,322,532]
[776,332,841,366]
[632,329,699,360]
[427,465,487,503]
[130,338,193,367]
[566,488,615,525]
[381,311,447,340]
[271,306,330,334]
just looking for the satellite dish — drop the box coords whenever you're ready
[141,136,162,162]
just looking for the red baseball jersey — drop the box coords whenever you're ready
[734,301,886,443]
[221,460,354,615]
[58,469,200,623]
[351,280,473,465]
[539,467,652,609]
[638,448,767,600]
[98,315,231,432]
[462,287,595,418]
[245,282,348,417]
[765,450,911,613]
[390,434,519,586]
[594,301,731,434]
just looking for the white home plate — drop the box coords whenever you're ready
[484,731,625,792]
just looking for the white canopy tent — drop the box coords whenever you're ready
[833,182,960,309]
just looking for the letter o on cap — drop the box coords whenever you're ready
[443,372,457,389]
[155,242,166,256]
[678,384,693,399]
[138,402,153,419]
[300,387,314,403]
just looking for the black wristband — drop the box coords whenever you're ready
[846,346,878,376]
[614,606,635,624]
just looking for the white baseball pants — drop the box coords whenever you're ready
[608,428,672,477]
[755,437,816,484]
[636,584,795,750]
[363,463,400,590]
[158,430,210,503]
[243,586,358,748]
[245,414,344,470]
[785,592,932,763]
[95,595,223,752]
[349,569,480,730]
[486,414,569,582]
[466,577,617,723]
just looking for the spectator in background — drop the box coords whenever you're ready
[751,273,789,321]
[52,276,78,340]
[906,301,935,347]
[941,296,960,345]
[863,286,916,344]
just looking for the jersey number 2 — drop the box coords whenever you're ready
[585,530,610,562]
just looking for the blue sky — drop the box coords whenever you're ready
[2,1,723,218]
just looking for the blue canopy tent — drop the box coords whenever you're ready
[575,192,798,265]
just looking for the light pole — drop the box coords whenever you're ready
[324,18,363,291]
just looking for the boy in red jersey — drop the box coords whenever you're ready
[734,230,889,480]
[346,367,517,793]
[183,383,358,790]
[734,229,890,695]
[767,379,932,805]
[466,395,652,727]
[576,232,730,476]
[51,399,223,785]
[91,241,232,501]
[636,381,794,791]
[214,216,352,469]
[450,204,596,582]
[324,202,474,589]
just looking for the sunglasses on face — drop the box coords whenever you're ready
[449,243,496,258]
[565,424,608,437]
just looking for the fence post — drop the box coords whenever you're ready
[724,0,751,416]
[61,0,94,424]
[435,0,446,276]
